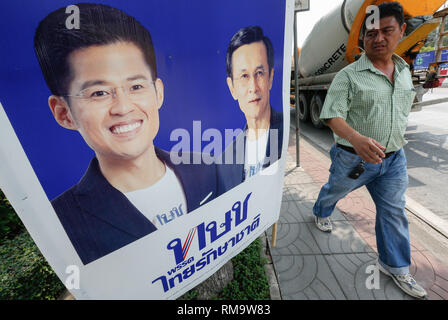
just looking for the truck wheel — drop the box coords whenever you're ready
[310,93,324,129]
[298,93,309,122]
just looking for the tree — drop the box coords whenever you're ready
[193,260,234,299]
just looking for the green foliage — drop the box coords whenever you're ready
[178,288,199,300]
[217,238,270,300]
[178,238,270,300]
[0,189,24,243]
[423,27,439,49]
[0,231,65,300]
[443,35,448,48]
[419,46,435,53]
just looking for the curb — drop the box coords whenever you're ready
[261,233,282,300]
[405,195,448,239]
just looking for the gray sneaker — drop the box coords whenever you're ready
[377,262,427,299]
[314,216,332,232]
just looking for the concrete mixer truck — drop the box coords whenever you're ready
[293,0,448,128]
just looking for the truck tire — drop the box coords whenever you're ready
[298,93,309,122]
[310,93,324,129]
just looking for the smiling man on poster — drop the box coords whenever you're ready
[217,26,283,194]
[33,3,217,265]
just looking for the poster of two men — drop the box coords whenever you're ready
[0,0,292,298]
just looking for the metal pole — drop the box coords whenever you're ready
[293,11,300,167]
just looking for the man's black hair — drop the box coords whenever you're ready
[34,3,157,96]
[362,1,405,35]
[226,26,274,80]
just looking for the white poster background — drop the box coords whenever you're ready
[0,0,294,299]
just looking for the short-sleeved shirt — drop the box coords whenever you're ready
[319,53,415,153]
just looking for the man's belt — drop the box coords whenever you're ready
[336,144,395,158]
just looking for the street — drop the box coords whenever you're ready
[406,88,448,221]
[294,87,448,223]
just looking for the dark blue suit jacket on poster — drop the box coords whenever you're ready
[217,107,283,195]
[51,147,217,265]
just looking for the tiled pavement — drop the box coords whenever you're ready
[266,131,448,300]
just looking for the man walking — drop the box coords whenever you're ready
[313,2,426,298]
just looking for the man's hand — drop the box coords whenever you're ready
[325,118,386,164]
[350,134,386,164]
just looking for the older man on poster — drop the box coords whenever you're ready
[217,26,283,194]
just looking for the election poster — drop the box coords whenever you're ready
[0,0,293,299]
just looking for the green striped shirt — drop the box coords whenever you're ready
[319,53,415,153]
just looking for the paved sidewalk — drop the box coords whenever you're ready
[266,130,448,300]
